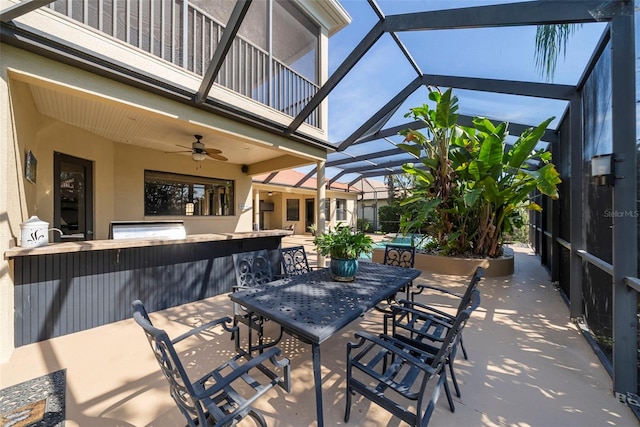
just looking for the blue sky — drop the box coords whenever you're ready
[305,1,612,183]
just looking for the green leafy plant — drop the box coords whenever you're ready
[398,87,561,258]
[307,223,317,236]
[357,218,371,232]
[313,223,374,259]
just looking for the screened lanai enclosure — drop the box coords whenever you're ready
[1,0,638,416]
[265,0,640,407]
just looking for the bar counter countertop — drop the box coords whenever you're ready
[4,229,292,259]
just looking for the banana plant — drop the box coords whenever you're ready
[398,87,561,258]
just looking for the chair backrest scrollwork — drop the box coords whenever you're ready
[383,244,416,269]
[233,250,273,287]
[280,246,311,276]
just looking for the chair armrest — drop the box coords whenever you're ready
[397,299,455,321]
[171,316,234,344]
[391,304,454,330]
[414,283,463,298]
[194,346,289,398]
[349,331,436,375]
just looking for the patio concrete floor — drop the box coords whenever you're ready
[1,235,637,426]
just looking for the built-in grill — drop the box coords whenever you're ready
[109,220,186,240]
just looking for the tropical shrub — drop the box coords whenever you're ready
[398,87,561,258]
[313,223,374,259]
[378,203,402,233]
[357,218,371,232]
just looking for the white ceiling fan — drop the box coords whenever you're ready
[167,135,228,162]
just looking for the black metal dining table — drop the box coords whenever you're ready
[229,261,421,427]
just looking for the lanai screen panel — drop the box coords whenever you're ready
[582,42,614,363]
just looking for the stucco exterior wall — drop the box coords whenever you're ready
[6,75,254,242]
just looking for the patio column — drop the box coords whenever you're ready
[610,7,637,397]
[317,160,326,267]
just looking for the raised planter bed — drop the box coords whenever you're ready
[372,246,514,277]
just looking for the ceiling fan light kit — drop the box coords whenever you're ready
[192,152,207,161]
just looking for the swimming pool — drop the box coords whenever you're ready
[361,234,426,260]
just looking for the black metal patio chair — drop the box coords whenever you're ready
[280,245,314,276]
[375,244,417,312]
[345,302,476,427]
[384,289,482,409]
[409,266,484,360]
[384,244,416,299]
[131,300,290,427]
[232,250,282,354]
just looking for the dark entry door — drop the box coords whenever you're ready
[54,152,94,242]
[305,198,314,233]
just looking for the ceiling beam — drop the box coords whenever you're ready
[351,114,558,146]
[263,171,279,184]
[351,120,424,145]
[287,21,385,133]
[339,157,418,174]
[367,0,422,76]
[294,169,317,187]
[338,77,423,151]
[328,170,349,186]
[194,0,251,104]
[419,74,575,100]
[383,1,607,33]
[327,147,411,167]
[455,116,559,143]
[1,0,54,23]
[348,168,409,186]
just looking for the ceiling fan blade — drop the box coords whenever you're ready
[163,150,191,154]
[176,144,193,150]
[204,147,223,155]
[207,153,228,161]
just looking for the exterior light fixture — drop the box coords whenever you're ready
[268,192,273,196]
[185,202,195,215]
[591,153,614,186]
[192,152,207,161]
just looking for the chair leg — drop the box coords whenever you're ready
[448,359,461,398]
[441,369,455,413]
[459,334,468,360]
[344,389,353,422]
[422,373,446,427]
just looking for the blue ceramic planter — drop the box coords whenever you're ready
[330,258,358,282]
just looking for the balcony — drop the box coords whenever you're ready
[0,235,635,426]
[46,0,320,128]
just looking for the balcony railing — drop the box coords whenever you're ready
[47,0,319,127]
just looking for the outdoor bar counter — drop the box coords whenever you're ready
[5,230,291,347]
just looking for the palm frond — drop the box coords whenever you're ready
[534,24,582,81]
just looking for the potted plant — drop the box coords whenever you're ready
[313,223,374,281]
[308,223,317,236]
[397,87,560,261]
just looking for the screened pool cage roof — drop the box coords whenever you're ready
[286,0,616,191]
[0,0,625,190]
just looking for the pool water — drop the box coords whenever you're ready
[360,234,426,260]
